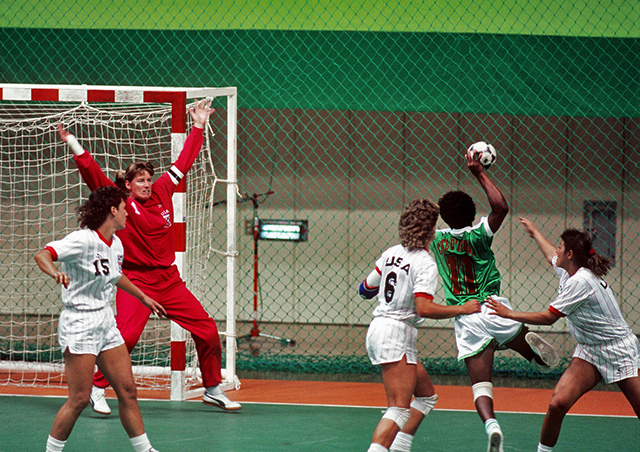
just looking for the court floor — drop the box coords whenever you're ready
[1,379,638,451]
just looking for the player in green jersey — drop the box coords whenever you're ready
[426,148,560,452]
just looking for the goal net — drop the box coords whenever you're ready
[0,84,239,400]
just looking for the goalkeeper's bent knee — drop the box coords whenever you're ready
[382,407,411,429]
[472,382,493,402]
[410,394,438,415]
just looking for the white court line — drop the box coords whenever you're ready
[1,393,635,419]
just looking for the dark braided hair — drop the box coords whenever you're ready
[438,190,476,229]
[560,228,611,277]
[77,186,129,230]
[398,198,440,251]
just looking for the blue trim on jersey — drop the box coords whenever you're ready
[359,281,378,299]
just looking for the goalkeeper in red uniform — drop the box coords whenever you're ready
[58,98,241,413]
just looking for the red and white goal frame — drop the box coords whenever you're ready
[0,83,239,400]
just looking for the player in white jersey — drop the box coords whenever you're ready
[360,199,481,452]
[35,186,166,452]
[487,218,640,452]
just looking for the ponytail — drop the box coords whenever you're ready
[561,229,611,277]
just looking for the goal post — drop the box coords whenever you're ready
[0,83,239,400]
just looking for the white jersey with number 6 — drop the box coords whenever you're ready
[368,244,438,327]
[45,229,124,311]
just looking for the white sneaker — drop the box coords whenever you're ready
[526,332,560,371]
[90,385,111,415]
[487,430,504,452]
[203,386,242,411]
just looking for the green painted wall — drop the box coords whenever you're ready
[1,28,638,117]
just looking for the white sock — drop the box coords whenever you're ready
[537,443,553,452]
[46,435,66,452]
[367,443,388,452]
[130,433,152,452]
[206,384,222,395]
[390,431,413,451]
[484,418,501,435]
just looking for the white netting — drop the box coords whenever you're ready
[0,99,229,392]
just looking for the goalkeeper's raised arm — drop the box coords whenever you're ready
[58,123,114,191]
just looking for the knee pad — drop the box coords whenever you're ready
[472,382,493,402]
[382,406,411,429]
[410,394,438,415]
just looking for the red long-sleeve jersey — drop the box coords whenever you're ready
[73,127,205,269]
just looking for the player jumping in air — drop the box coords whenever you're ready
[487,218,640,452]
[35,186,166,452]
[360,198,481,452]
[58,98,241,414]
[428,147,560,452]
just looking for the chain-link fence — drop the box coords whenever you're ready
[1,2,639,381]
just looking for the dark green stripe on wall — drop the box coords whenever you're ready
[1,27,638,117]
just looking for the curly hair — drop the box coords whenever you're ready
[114,161,155,192]
[561,228,611,277]
[398,198,440,251]
[77,186,129,230]
[438,190,476,229]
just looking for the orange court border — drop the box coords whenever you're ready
[1,378,634,418]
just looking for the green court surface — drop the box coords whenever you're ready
[1,395,637,451]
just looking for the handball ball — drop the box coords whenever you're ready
[469,141,497,169]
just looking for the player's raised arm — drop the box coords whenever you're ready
[59,124,115,191]
[465,147,508,233]
[519,217,556,265]
[188,97,215,129]
[164,98,217,184]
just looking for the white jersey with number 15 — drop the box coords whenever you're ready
[45,229,124,311]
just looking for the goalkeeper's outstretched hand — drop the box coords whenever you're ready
[189,98,215,129]
[57,124,84,155]
[57,124,71,143]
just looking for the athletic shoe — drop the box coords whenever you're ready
[526,332,560,371]
[90,386,111,415]
[203,387,242,411]
[487,430,504,452]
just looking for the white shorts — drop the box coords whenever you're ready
[58,306,124,356]
[454,297,524,360]
[366,316,418,365]
[574,333,640,384]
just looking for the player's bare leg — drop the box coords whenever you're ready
[369,356,415,450]
[401,362,433,434]
[616,375,640,418]
[465,343,503,452]
[540,357,601,447]
[465,344,496,421]
[97,344,145,438]
[390,362,437,451]
[49,351,97,441]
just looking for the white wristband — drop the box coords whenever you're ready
[66,135,85,156]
